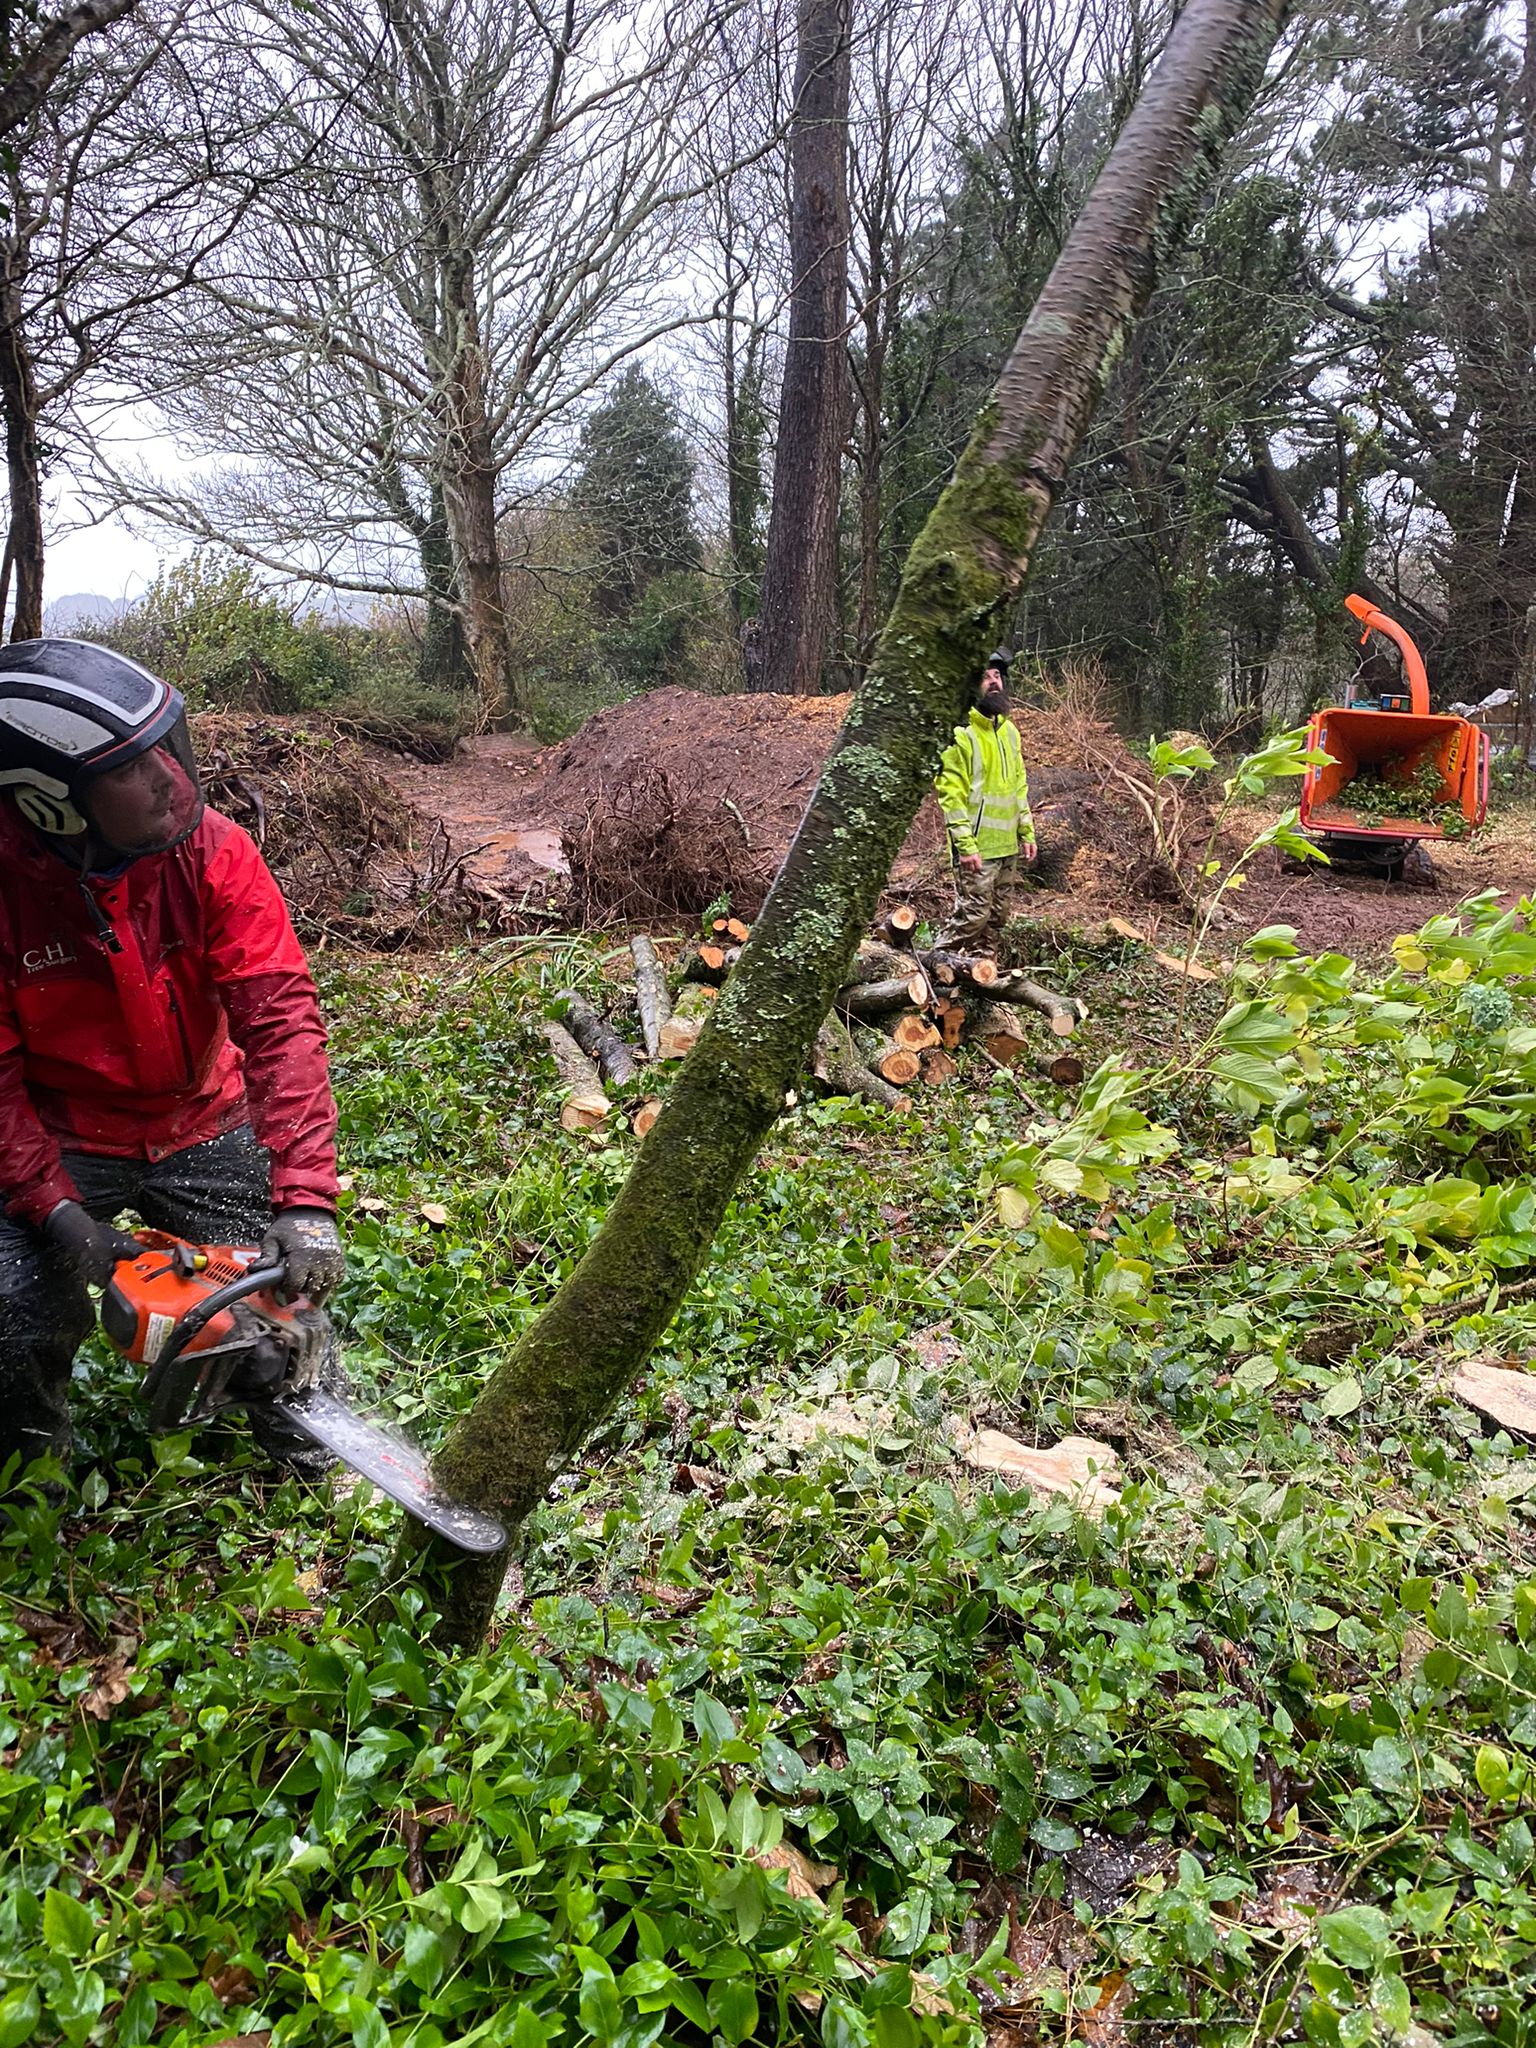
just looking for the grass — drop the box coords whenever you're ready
[1,915,1533,2047]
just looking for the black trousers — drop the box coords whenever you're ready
[0,1125,325,1484]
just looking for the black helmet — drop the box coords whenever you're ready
[986,647,1012,673]
[0,640,203,863]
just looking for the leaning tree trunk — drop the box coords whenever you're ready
[399,0,1294,1646]
[0,276,45,640]
[750,0,852,695]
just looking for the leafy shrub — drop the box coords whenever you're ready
[104,552,350,712]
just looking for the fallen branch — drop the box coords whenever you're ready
[813,1020,911,1112]
[920,1047,958,1086]
[1010,978,1085,1038]
[659,981,716,1059]
[837,974,930,1020]
[557,990,640,1088]
[878,1046,923,1085]
[541,1020,611,1131]
[630,935,672,1057]
[891,1013,942,1052]
[970,1001,1030,1067]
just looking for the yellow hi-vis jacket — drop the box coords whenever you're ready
[934,708,1035,861]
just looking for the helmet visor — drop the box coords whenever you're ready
[79,713,204,857]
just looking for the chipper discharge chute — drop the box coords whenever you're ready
[1298,594,1488,878]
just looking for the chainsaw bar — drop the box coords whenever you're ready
[275,1388,506,1557]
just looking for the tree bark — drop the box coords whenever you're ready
[750,0,851,695]
[541,1021,609,1132]
[0,274,44,640]
[418,485,473,693]
[440,261,513,720]
[557,991,639,1088]
[397,0,1294,1645]
[0,0,136,141]
[630,935,671,1058]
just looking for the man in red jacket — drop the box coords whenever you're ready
[0,640,344,1487]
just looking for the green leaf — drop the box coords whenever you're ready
[761,1735,806,1793]
[1029,1817,1081,1852]
[692,1692,736,1748]
[1475,1743,1512,1802]
[41,1890,94,1958]
[1316,1905,1391,1971]
[1317,1375,1362,1419]
[0,1984,40,2048]
[708,1977,759,2047]
[575,1946,621,2040]
[1361,1735,1412,1793]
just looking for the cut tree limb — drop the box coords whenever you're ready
[971,1001,1030,1066]
[659,981,716,1059]
[557,990,639,1087]
[891,1013,942,1052]
[920,1047,958,1086]
[837,974,930,1019]
[924,948,1000,988]
[679,943,740,985]
[632,1099,663,1139]
[812,1021,911,1111]
[630,934,671,1057]
[396,0,1296,1645]
[881,904,919,946]
[541,1020,610,1131]
[878,1046,922,1085]
[851,940,922,982]
[1011,979,1085,1038]
[936,998,967,1049]
[1042,1053,1086,1087]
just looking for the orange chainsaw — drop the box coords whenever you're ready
[100,1231,504,1556]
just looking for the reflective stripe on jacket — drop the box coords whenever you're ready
[933,709,1035,860]
[0,802,338,1226]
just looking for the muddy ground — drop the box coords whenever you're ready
[373,689,1532,956]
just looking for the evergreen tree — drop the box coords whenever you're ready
[570,368,701,622]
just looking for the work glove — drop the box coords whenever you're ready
[261,1207,345,1303]
[44,1201,140,1290]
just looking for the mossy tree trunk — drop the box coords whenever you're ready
[401,0,1295,1647]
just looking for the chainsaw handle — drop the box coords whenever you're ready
[144,1260,289,1392]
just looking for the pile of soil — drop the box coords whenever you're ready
[530,687,1175,919]
[193,711,501,947]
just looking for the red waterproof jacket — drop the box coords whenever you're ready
[0,801,337,1227]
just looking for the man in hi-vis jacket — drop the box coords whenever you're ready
[933,648,1036,953]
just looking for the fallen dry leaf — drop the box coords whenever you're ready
[960,1429,1121,1517]
[357,1195,387,1214]
[1153,949,1219,985]
[913,1323,964,1371]
[910,1972,956,2017]
[755,1843,840,1900]
[419,1201,449,1227]
[81,1656,134,1721]
[1453,1359,1536,1437]
[1080,1970,1132,2047]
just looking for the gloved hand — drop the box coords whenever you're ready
[43,1200,140,1289]
[261,1207,345,1302]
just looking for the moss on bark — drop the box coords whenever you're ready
[397,0,1296,1647]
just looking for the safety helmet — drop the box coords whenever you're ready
[986,647,1013,674]
[0,640,203,863]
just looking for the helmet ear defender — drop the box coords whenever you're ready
[0,640,203,860]
[0,767,87,836]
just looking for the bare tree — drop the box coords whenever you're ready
[400,0,1296,1648]
[0,0,135,140]
[95,0,771,716]
[0,1,261,636]
[751,0,852,694]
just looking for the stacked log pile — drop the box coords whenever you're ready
[540,905,1084,1130]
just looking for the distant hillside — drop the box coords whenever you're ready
[43,592,129,633]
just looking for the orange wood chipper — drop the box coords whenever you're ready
[1298,593,1489,878]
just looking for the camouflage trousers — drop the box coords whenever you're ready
[938,855,1018,953]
